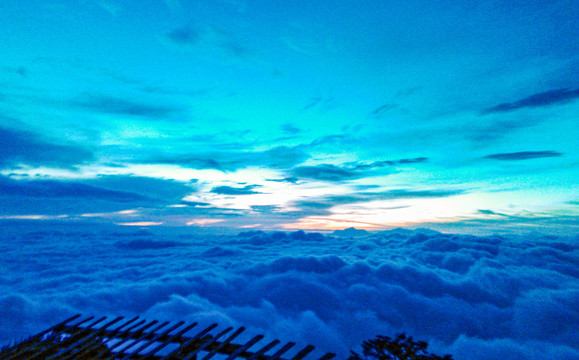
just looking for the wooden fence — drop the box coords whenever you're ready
[1,314,336,360]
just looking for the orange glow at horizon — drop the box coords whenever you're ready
[115,221,163,226]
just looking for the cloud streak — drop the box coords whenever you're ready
[150,145,310,172]
[291,158,428,182]
[0,175,195,215]
[0,126,93,168]
[0,176,146,201]
[71,95,181,118]
[163,23,250,58]
[483,151,563,161]
[211,185,263,195]
[165,25,200,45]
[289,188,464,215]
[482,88,579,114]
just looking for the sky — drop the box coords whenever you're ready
[0,0,577,234]
[0,2,578,360]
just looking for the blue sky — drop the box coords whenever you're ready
[1,0,577,234]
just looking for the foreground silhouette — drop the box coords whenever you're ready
[348,334,453,360]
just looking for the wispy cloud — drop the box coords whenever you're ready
[292,164,359,182]
[482,88,579,114]
[348,157,428,170]
[281,123,301,135]
[0,175,195,215]
[163,0,181,12]
[0,176,146,201]
[302,95,337,112]
[115,221,163,226]
[210,185,263,195]
[464,117,540,143]
[326,189,465,204]
[163,23,250,58]
[0,126,92,168]
[150,145,309,172]
[97,1,121,16]
[165,25,201,46]
[290,188,464,214]
[369,103,398,118]
[187,219,225,226]
[483,151,563,161]
[71,95,181,118]
[291,158,428,182]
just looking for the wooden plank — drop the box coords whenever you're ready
[141,322,199,358]
[27,316,107,360]
[165,323,218,357]
[291,345,315,360]
[247,339,281,360]
[223,335,264,360]
[5,314,83,360]
[109,316,141,334]
[120,321,185,359]
[181,327,234,360]
[89,318,148,360]
[41,314,83,334]
[97,320,158,356]
[62,316,140,360]
[317,353,336,360]
[5,315,334,360]
[59,315,96,332]
[50,316,124,360]
[269,342,296,360]
[200,327,245,360]
[118,321,170,355]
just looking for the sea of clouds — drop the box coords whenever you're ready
[0,223,577,360]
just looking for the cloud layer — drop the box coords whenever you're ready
[1,225,576,360]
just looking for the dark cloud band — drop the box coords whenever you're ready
[483,151,562,161]
[482,88,579,114]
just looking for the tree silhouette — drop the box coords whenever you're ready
[348,333,453,360]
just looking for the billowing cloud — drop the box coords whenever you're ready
[482,88,579,114]
[0,126,93,168]
[483,151,563,161]
[0,226,576,360]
